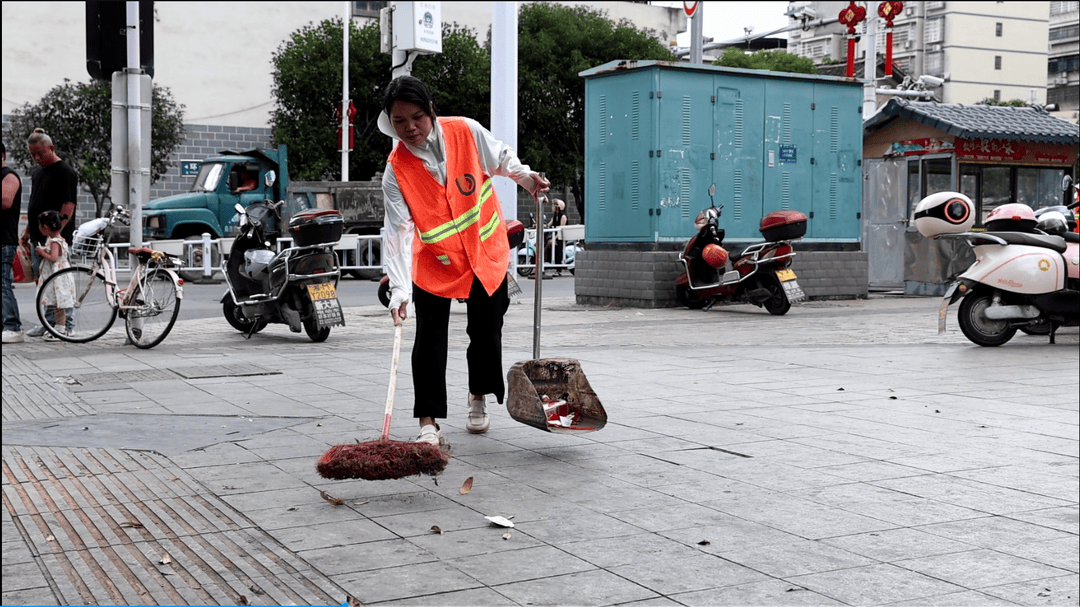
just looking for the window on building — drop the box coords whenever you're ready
[1050,1,1080,16]
[1050,24,1080,41]
[962,165,1069,225]
[926,51,944,75]
[925,17,944,43]
[352,1,385,18]
[995,56,1002,70]
[993,89,1001,101]
[1048,54,1080,73]
[996,23,1003,37]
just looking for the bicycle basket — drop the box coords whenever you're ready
[71,234,103,258]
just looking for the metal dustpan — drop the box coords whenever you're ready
[506,189,607,433]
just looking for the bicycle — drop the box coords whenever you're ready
[35,206,185,349]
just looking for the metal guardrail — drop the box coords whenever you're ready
[78,232,385,279]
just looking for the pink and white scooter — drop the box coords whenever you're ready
[914,184,1080,347]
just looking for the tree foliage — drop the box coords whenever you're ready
[4,79,186,217]
[975,97,1029,107]
[270,18,491,182]
[713,47,817,74]
[518,3,675,218]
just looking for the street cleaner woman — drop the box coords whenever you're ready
[379,76,550,447]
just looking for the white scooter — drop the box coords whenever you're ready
[914,187,1080,346]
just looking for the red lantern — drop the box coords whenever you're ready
[838,1,867,78]
[878,1,904,76]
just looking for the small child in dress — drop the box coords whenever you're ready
[36,210,75,336]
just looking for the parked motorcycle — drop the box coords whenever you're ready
[675,184,808,315]
[514,212,577,278]
[221,172,345,342]
[915,186,1080,347]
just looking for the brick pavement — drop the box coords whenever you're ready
[3,295,1078,606]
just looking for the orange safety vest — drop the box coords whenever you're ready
[389,117,510,299]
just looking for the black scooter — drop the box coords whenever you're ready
[221,174,344,342]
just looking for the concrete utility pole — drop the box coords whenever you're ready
[863,0,880,118]
[689,3,703,64]
[124,1,148,248]
[342,1,350,182]
[491,2,518,223]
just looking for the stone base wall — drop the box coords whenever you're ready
[575,248,869,308]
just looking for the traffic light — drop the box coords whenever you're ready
[86,1,155,80]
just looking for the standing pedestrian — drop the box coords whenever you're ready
[379,76,550,446]
[544,197,567,274]
[19,128,78,337]
[35,210,75,338]
[1,142,25,343]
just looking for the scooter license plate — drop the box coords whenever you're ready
[781,277,806,304]
[306,283,345,328]
[776,268,797,282]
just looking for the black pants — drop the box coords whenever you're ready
[411,276,510,419]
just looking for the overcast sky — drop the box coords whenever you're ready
[654,1,792,46]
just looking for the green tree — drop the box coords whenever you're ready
[412,24,491,126]
[270,19,490,182]
[975,97,1028,107]
[518,3,675,218]
[713,47,817,74]
[271,18,389,182]
[4,79,186,217]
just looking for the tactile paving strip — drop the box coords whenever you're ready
[2,445,345,606]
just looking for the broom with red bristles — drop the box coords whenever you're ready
[317,323,448,481]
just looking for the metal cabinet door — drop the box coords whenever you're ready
[811,85,863,239]
[585,70,656,241]
[762,80,815,236]
[655,70,714,241]
[712,75,766,240]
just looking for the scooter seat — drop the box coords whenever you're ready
[988,231,1067,254]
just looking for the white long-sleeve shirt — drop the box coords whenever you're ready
[380,115,536,304]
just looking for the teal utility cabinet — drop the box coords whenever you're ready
[580,61,864,243]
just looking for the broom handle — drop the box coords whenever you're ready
[381,323,403,441]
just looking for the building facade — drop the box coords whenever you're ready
[1048,0,1080,116]
[787,1,1055,106]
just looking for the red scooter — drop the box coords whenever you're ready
[675,184,808,315]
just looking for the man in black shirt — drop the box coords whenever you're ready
[2,142,25,343]
[19,128,78,337]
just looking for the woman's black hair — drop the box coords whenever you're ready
[383,76,436,117]
[38,210,62,231]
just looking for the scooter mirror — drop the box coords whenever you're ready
[1063,174,1073,193]
[264,170,276,188]
[235,203,244,214]
[708,184,716,197]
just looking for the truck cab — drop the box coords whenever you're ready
[142,146,290,241]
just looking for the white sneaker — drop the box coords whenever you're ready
[415,423,446,446]
[2,330,24,343]
[25,325,46,338]
[466,395,490,434]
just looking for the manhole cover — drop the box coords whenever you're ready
[170,364,281,379]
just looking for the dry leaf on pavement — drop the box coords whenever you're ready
[320,491,344,506]
[460,477,474,494]
[430,525,443,534]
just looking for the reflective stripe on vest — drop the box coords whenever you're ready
[418,179,496,246]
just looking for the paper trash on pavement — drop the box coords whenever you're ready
[485,515,514,528]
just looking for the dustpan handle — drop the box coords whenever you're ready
[533,185,544,359]
[382,322,403,440]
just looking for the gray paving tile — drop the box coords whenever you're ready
[978,573,1080,606]
[270,518,397,552]
[449,544,595,586]
[330,552,479,603]
[556,532,702,568]
[493,568,659,606]
[788,563,968,606]
[672,579,846,606]
[995,536,1080,573]
[917,515,1074,549]
[609,552,769,595]
[819,527,975,562]
[897,548,1073,589]
[300,538,436,576]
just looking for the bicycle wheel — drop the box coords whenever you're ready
[126,268,181,349]
[36,266,118,343]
